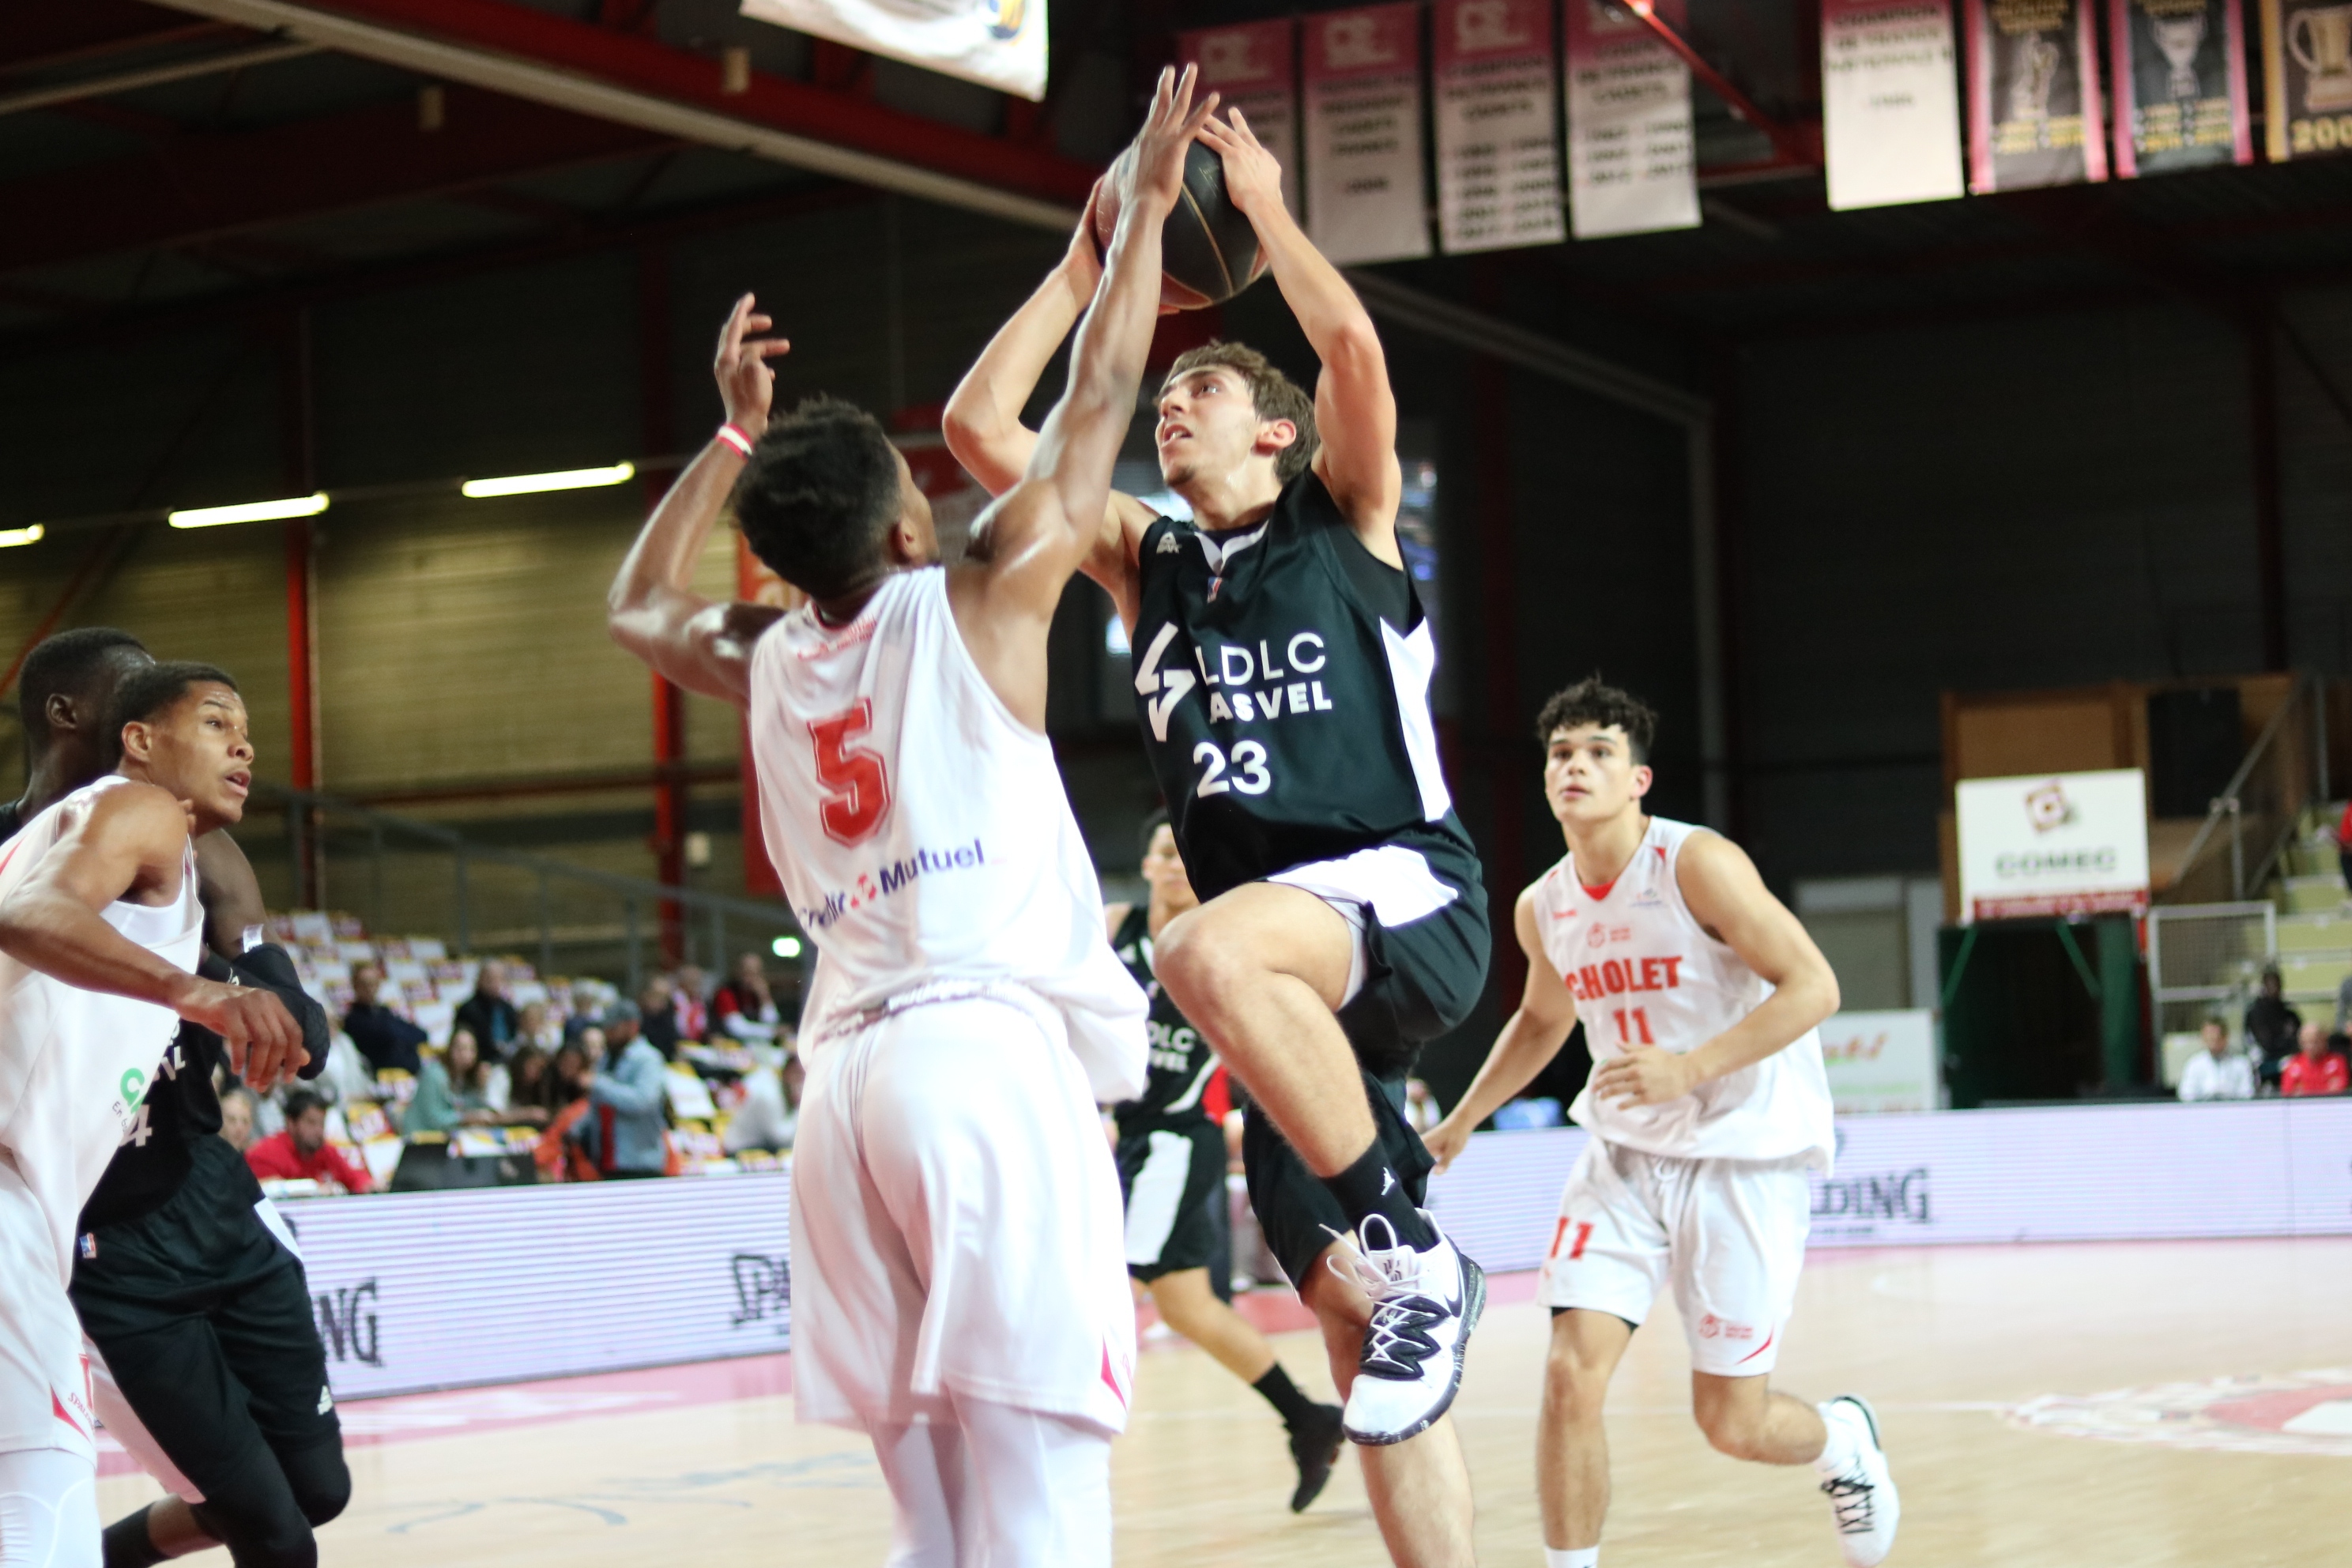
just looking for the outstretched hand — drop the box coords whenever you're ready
[713,292,792,436]
[1121,63,1219,220]
[1198,106,1283,222]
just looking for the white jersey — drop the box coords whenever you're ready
[1538,816,1833,1169]
[748,567,1147,1102]
[0,776,202,1456]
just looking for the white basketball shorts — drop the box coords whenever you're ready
[1536,1136,1812,1377]
[790,988,1135,1435]
[0,1163,96,1464]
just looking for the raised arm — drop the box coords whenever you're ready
[1200,108,1401,550]
[943,185,1162,621]
[1423,885,1580,1171]
[1591,832,1841,1110]
[605,295,790,705]
[0,782,300,1076]
[947,66,1215,726]
[942,193,1104,496]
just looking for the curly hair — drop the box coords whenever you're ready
[1534,676,1658,764]
[731,396,903,600]
[1162,341,1319,481]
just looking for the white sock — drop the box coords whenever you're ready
[1544,1550,1599,1568]
[1814,1400,1860,1476]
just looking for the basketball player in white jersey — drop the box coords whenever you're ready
[0,662,302,1568]
[1425,678,1898,1568]
[606,69,1214,1565]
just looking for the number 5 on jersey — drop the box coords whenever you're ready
[810,700,891,845]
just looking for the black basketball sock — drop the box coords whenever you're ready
[1253,1363,1317,1427]
[102,1506,168,1568]
[1323,1138,1437,1251]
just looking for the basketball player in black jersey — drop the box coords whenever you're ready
[948,104,1487,1564]
[2,630,347,1568]
[1109,811,1344,1512]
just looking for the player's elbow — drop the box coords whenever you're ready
[1319,319,1385,382]
[1806,961,1841,1027]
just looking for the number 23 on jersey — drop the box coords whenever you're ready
[809,701,891,845]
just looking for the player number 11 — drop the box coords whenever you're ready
[1612,1008,1653,1046]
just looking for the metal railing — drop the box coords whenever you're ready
[239,783,801,994]
[2162,673,2325,906]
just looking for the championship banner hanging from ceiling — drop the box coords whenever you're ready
[1563,0,1701,239]
[1963,0,2109,189]
[1431,0,1565,252]
[1304,3,1434,264]
[1821,0,1969,209]
[737,0,1048,101]
[2260,0,2352,159]
[2108,0,2253,175]
[1177,21,1301,213]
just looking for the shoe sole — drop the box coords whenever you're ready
[1344,1251,1487,1449]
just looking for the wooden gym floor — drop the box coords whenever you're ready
[96,1236,2352,1565]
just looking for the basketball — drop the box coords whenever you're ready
[1096,138,1270,311]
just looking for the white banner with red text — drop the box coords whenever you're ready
[1304,3,1434,263]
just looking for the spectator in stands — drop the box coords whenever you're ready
[582,1001,670,1178]
[2178,1020,2256,1102]
[343,960,426,1076]
[405,1028,500,1134]
[517,999,561,1051]
[537,1034,604,1182]
[714,951,782,1043]
[499,1044,556,1129]
[2337,971,2351,1035]
[246,1089,372,1194]
[454,959,521,1061]
[218,1087,258,1153]
[2281,1020,2350,1097]
[638,974,680,1059]
[2245,966,2303,1087]
[673,964,710,1042]
[2338,801,2352,899]
[723,1053,802,1155]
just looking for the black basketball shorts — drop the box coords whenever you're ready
[1116,1119,1226,1282]
[71,1149,341,1497]
[1261,823,1491,1080]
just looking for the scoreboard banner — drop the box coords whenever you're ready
[2109,0,2254,175]
[1177,20,1302,217]
[1304,4,1434,264]
[1963,0,2110,190]
[738,0,1049,101]
[1822,0,1969,209]
[1563,0,1702,239]
[1432,0,1566,253]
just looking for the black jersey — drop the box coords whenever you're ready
[1133,470,1470,901]
[1106,905,1218,1136]
[78,941,330,1233]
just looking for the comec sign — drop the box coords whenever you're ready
[1955,767,2150,922]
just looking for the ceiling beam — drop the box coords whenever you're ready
[0,40,318,118]
[0,84,672,275]
[143,0,1095,228]
[0,6,236,76]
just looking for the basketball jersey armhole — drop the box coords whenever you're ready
[1658,823,1736,950]
[930,567,1054,747]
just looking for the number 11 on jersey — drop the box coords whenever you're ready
[1613,1008,1653,1047]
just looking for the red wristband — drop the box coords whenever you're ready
[715,423,755,458]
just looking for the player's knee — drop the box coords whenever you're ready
[1694,1400,1768,1461]
[1542,1342,1611,1422]
[285,1444,351,1528]
[1150,910,1248,1011]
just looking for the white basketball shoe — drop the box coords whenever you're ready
[1332,1212,1485,1446]
[1817,1394,1900,1566]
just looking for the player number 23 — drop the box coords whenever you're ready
[1193,739,1271,797]
[809,700,891,845]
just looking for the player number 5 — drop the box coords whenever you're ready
[1193,739,1271,797]
[809,700,891,845]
